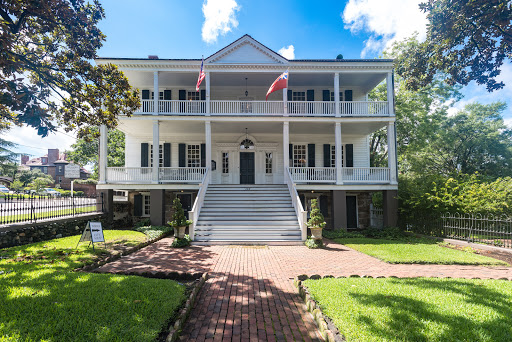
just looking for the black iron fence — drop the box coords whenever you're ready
[0,194,104,225]
[403,212,512,249]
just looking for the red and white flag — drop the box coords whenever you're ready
[196,58,205,91]
[266,70,288,101]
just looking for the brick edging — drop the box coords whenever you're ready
[165,272,208,342]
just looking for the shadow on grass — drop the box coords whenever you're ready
[336,237,438,245]
[349,278,512,342]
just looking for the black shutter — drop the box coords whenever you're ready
[308,144,315,167]
[179,143,186,167]
[179,90,186,113]
[141,143,149,167]
[200,89,206,100]
[163,90,172,100]
[287,89,292,100]
[344,90,353,101]
[134,194,142,217]
[339,92,343,101]
[300,194,305,210]
[323,144,331,167]
[141,90,150,99]
[289,144,293,167]
[346,144,354,167]
[322,90,330,101]
[306,90,314,101]
[320,195,328,218]
[163,143,171,167]
[200,143,206,167]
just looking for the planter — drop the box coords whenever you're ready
[174,226,187,239]
[310,227,323,240]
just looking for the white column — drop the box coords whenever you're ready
[205,71,210,116]
[335,122,343,185]
[152,120,159,183]
[387,122,398,184]
[205,121,211,181]
[283,122,289,176]
[387,71,394,116]
[334,73,340,117]
[283,88,288,117]
[153,71,159,115]
[98,124,107,184]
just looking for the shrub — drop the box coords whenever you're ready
[134,225,173,240]
[171,235,191,248]
[305,237,323,249]
[306,199,326,229]
[168,197,192,228]
[323,230,365,239]
[135,218,151,228]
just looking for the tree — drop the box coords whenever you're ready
[336,54,344,60]
[16,169,47,187]
[9,179,23,192]
[0,130,18,177]
[67,127,124,179]
[396,1,512,92]
[0,0,140,137]
[28,174,54,193]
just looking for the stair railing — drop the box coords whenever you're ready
[285,167,307,241]
[189,167,209,241]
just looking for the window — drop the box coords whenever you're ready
[43,167,48,174]
[58,176,62,184]
[187,144,200,167]
[151,91,163,100]
[265,152,273,174]
[292,92,305,101]
[58,165,63,174]
[222,152,229,174]
[150,144,163,167]
[187,91,200,101]
[330,145,344,167]
[143,194,150,216]
[330,92,343,101]
[293,145,307,167]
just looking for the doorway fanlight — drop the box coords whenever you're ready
[240,128,254,149]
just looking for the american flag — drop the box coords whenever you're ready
[266,70,288,101]
[196,58,205,91]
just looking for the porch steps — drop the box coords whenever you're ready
[193,185,303,244]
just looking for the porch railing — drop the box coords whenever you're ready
[107,167,153,183]
[135,100,390,116]
[342,167,390,183]
[285,167,307,241]
[106,167,206,183]
[289,167,336,183]
[159,167,207,183]
[188,168,210,241]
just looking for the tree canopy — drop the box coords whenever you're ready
[0,0,140,137]
[396,0,512,92]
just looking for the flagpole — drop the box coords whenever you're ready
[283,86,288,117]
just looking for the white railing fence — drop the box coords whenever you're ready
[370,204,384,228]
[342,168,390,183]
[107,167,153,183]
[285,167,308,241]
[188,168,210,241]
[210,100,284,115]
[159,167,207,183]
[106,167,206,183]
[288,167,336,183]
[287,101,335,116]
[339,101,389,116]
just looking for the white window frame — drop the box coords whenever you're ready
[142,194,151,217]
[265,152,273,174]
[187,144,201,168]
[151,91,163,100]
[187,91,200,101]
[292,91,305,101]
[150,144,163,167]
[293,144,307,168]
[330,91,343,102]
[330,144,345,167]
[222,152,229,174]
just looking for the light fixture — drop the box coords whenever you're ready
[245,77,248,97]
[241,128,254,149]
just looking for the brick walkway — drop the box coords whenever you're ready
[97,239,512,341]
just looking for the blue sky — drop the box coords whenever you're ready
[7,0,512,159]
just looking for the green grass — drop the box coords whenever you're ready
[1,206,98,222]
[0,231,186,342]
[304,277,512,342]
[335,237,508,265]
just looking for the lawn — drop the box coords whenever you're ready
[304,277,512,342]
[0,230,186,342]
[335,237,508,265]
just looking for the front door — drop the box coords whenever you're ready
[177,193,192,219]
[240,152,255,184]
[346,196,358,228]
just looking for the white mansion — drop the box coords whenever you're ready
[96,35,398,243]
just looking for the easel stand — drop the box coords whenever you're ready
[76,221,106,250]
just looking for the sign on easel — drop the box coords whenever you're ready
[76,221,105,250]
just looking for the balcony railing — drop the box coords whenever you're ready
[289,167,390,183]
[135,100,390,117]
[106,167,207,184]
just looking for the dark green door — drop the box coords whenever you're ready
[240,152,255,184]
[347,196,358,228]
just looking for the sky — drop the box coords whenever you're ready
[6,0,512,160]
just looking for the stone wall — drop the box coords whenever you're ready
[0,214,105,248]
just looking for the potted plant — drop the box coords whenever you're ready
[307,199,326,240]
[168,197,192,239]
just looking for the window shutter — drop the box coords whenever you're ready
[178,90,186,100]
[323,144,331,167]
[287,89,292,101]
[339,92,343,101]
[289,144,293,167]
[134,194,142,217]
[308,144,315,167]
[346,144,354,167]
[320,195,328,218]
[306,90,314,101]
[200,143,206,167]
[344,90,353,101]
[141,90,150,100]
[141,143,149,167]
[200,89,206,100]
[163,90,172,100]
[300,194,305,209]
[179,143,186,167]
[163,143,171,167]
[322,90,330,101]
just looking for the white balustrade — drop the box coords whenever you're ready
[159,167,207,183]
[339,101,389,116]
[289,167,336,183]
[107,167,153,183]
[136,100,154,114]
[188,168,210,241]
[285,167,307,241]
[342,167,390,183]
[210,100,284,115]
[287,101,335,116]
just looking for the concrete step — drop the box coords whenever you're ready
[201,207,295,212]
[195,225,300,230]
[203,201,293,206]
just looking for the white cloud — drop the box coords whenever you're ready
[342,0,428,57]
[278,45,295,60]
[504,117,512,129]
[201,0,240,44]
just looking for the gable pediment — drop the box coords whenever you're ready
[206,35,288,65]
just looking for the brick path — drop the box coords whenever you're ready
[97,239,512,341]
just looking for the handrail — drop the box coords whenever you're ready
[188,168,209,241]
[285,167,307,241]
